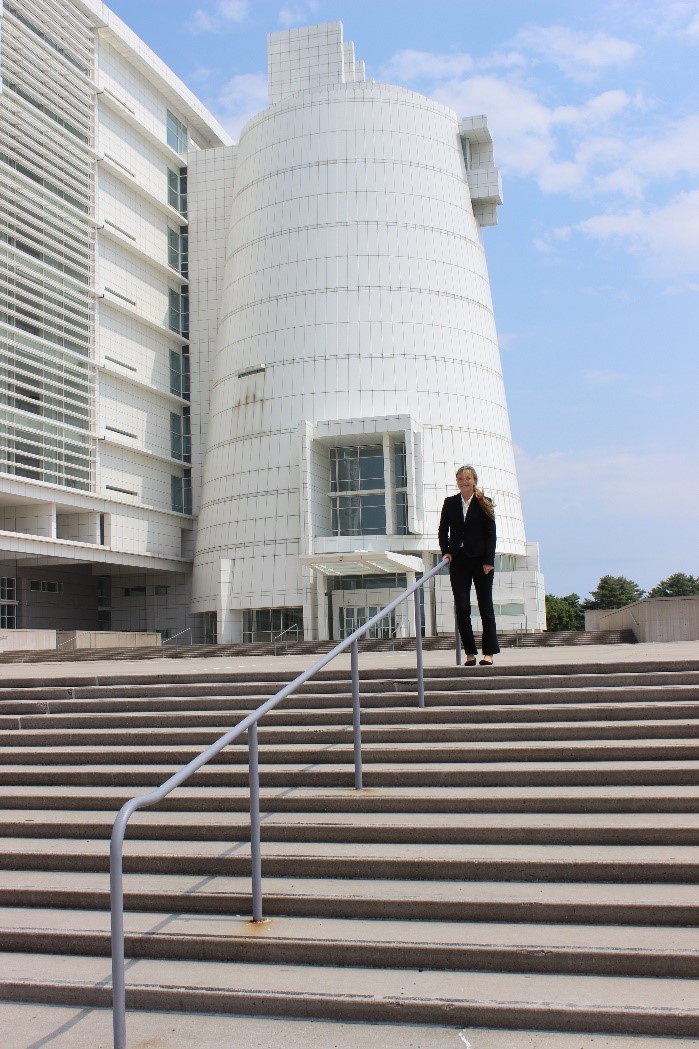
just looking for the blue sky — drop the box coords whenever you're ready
[107,0,699,598]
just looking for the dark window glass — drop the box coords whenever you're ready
[171,474,183,513]
[395,491,408,535]
[166,111,188,153]
[394,441,407,489]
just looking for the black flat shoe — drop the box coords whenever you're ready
[464,657,477,666]
[479,657,493,666]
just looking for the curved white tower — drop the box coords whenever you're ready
[193,22,544,643]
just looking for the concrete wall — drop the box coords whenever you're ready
[56,631,161,650]
[585,597,699,642]
[0,630,56,653]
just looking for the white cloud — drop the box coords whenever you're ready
[645,1,699,40]
[581,370,625,386]
[217,72,268,140]
[576,188,699,278]
[189,0,249,34]
[510,26,640,80]
[278,1,320,27]
[381,50,474,83]
[431,76,636,195]
[515,445,699,516]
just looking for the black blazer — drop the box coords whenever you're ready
[438,493,496,565]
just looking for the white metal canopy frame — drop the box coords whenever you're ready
[109,556,452,1048]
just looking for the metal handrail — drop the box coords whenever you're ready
[110,557,449,1048]
[162,626,192,646]
[56,633,77,650]
[272,623,300,655]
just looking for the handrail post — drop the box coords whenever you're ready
[109,559,447,1043]
[110,820,127,1049]
[248,722,263,921]
[350,639,362,789]
[414,588,425,708]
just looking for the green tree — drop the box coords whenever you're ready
[545,593,585,631]
[584,575,645,610]
[647,572,699,598]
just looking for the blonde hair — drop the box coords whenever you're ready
[455,464,495,519]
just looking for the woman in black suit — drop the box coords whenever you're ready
[438,465,499,665]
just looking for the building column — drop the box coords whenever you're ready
[316,572,329,641]
[216,558,235,643]
[404,570,416,637]
[301,565,316,642]
[421,551,436,637]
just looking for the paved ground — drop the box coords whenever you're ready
[2,1004,699,1049]
[1,640,698,682]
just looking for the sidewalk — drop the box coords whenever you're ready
[1,640,697,682]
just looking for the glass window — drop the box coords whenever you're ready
[169,349,190,399]
[183,470,192,514]
[171,473,192,514]
[168,287,189,337]
[168,227,188,276]
[329,444,386,536]
[170,411,190,462]
[0,577,16,601]
[393,441,409,535]
[331,574,407,591]
[330,445,384,492]
[171,474,183,513]
[395,491,408,535]
[29,579,63,593]
[166,111,188,153]
[167,167,188,216]
[203,611,217,644]
[242,606,303,643]
[339,606,397,640]
[170,412,182,461]
[0,604,16,628]
[394,442,407,489]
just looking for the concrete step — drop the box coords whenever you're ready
[3,869,698,925]
[0,1003,506,1049]
[4,699,699,729]
[1,658,695,687]
[3,837,698,882]
[1,952,697,1036]
[2,759,697,788]
[2,683,697,719]
[1,657,697,1038]
[0,665,697,702]
[3,809,699,846]
[4,717,699,747]
[1,908,697,978]
[2,783,699,813]
[18,1005,698,1049]
[2,737,699,768]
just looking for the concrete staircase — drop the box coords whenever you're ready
[0,660,698,1042]
[0,627,636,663]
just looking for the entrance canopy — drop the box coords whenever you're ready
[300,551,424,577]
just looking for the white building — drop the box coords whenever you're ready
[0,4,545,645]
[0,0,230,638]
[192,22,545,643]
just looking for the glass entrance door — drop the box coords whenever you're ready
[339,605,397,640]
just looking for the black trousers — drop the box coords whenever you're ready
[449,553,500,656]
